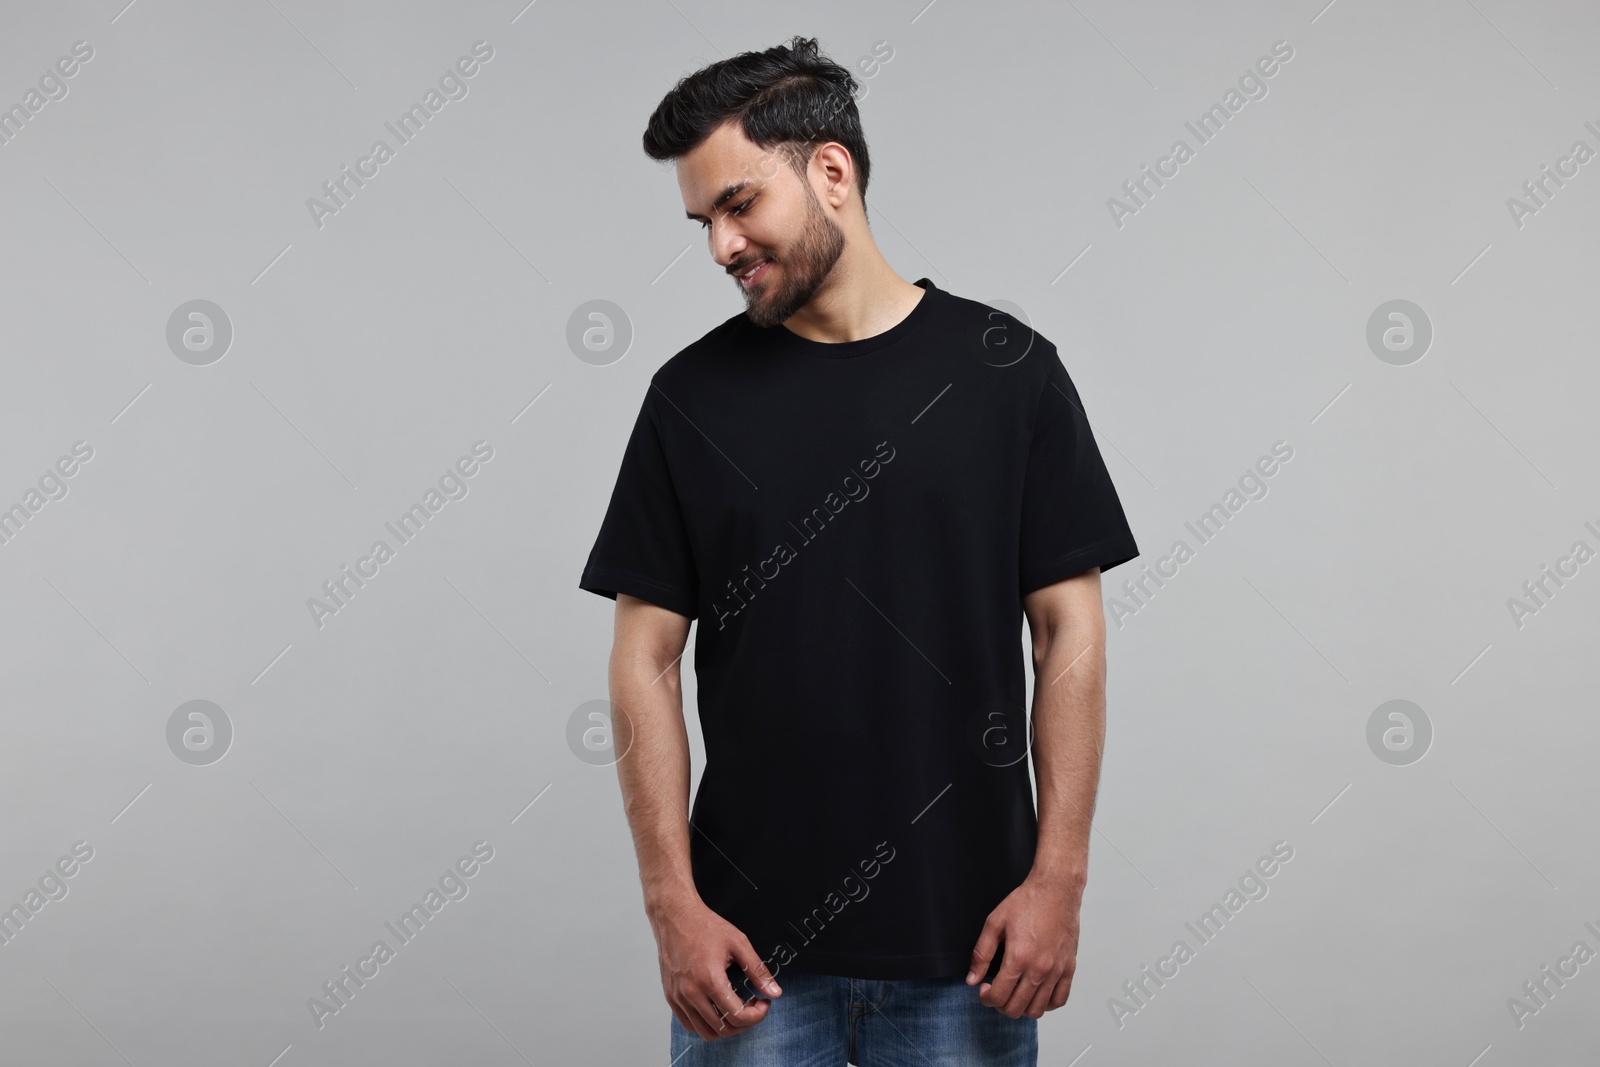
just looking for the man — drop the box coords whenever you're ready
[579,36,1139,1067]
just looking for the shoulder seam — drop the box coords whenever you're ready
[1028,337,1063,445]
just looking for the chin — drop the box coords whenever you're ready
[743,290,779,324]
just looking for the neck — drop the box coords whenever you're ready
[782,252,925,344]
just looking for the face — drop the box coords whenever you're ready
[680,122,847,328]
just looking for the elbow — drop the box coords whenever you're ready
[1031,623,1107,679]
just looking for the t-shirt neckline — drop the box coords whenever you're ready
[759,277,940,359]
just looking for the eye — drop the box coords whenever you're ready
[700,197,755,231]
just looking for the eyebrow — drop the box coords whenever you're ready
[685,181,753,223]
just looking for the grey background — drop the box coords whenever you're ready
[1,0,1596,1063]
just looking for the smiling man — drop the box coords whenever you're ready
[579,35,1140,1067]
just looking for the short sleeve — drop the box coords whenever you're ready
[1018,351,1140,595]
[578,387,699,619]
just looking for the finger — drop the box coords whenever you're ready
[676,995,720,1042]
[1000,970,1045,1019]
[967,919,1002,985]
[696,982,769,1037]
[724,997,771,1030]
[688,988,734,1039]
[1046,970,1074,1012]
[668,1002,697,1037]
[982,950,1029,1014]
[978,945,1023,1009]
[1023,972,1060,1018]
[705,963,754,1025]
[713,985,772,1031]
[723,965,758,1006]
[729,937,783,997]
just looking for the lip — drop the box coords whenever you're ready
[736,259,771,289]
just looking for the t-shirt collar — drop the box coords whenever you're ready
[754,277,940,359]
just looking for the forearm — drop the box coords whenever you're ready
[1028,632,1106,887]
[609,647,701,920]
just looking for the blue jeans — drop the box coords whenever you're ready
[668,973,1037,1066]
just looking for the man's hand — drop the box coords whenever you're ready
[650,893,783,1040]
[965,872,1084,1019]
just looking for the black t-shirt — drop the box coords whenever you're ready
[579,277,1138,982]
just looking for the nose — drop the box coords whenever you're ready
[711,222,750,271]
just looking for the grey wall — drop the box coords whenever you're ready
[1,0,1595,1063]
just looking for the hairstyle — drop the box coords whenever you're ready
[642,36,871,217]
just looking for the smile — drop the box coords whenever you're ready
[738,260,771,289]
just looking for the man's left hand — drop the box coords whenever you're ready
[966,873,1084,1018]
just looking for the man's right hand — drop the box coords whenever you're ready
[650,894,783,1041]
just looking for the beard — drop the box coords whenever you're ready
[737,186,846,329]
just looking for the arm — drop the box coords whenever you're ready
[609,594,781,1040]
[967,567,1107,1018]
[1026,566,1106,893]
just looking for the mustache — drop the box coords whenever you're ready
[729,256,772,276]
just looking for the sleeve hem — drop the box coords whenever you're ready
[1020,534,1140,597]
[579,566,698,620]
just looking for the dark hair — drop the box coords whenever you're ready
[642,36,871,215]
